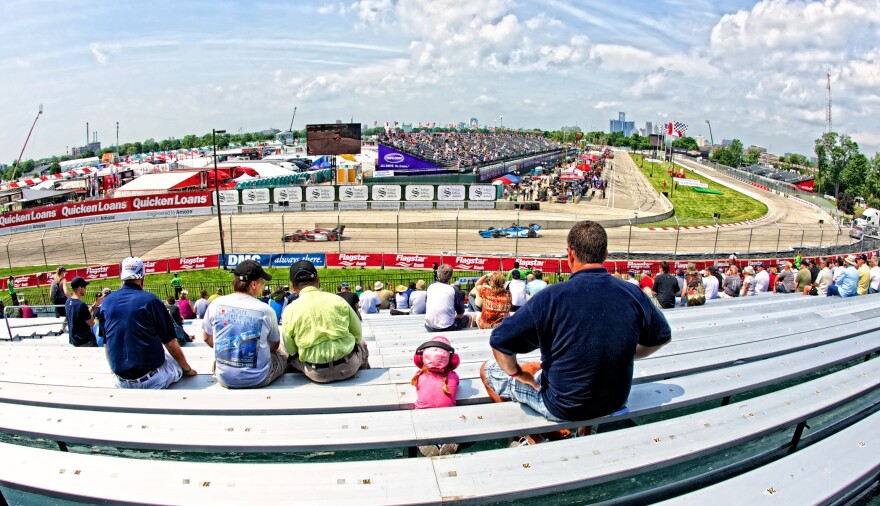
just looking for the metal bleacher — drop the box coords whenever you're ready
[0,293,878,504]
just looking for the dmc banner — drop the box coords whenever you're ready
[382,253,442,269]
[221,253,327,268]
[0,191,214,233]
[443,255,503,272]
[326,253,383,268]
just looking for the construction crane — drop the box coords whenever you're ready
[16,104,43,169]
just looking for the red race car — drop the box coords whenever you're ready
[282,224,345,242]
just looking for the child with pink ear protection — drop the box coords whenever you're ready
[411,336,461,456]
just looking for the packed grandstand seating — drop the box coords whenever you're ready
[377,131,564,168]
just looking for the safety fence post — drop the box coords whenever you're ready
[673,216,681,259]
[175,215,182,259]
[5,237,13,275]
[80,224,88,266]
[228,215,233,254]
[774,222,782,261]
[40,231,49,272]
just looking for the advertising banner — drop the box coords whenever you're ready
[437,185,466,201]
[501,257,563,273]
[143,259,169,275]
[0,191,213,232]
[326,252,383,268]
[405,185,434,201]
[241,188,270,204]
[382,253,443,269]
[444,255,502,272]
[68,264,121,282]
[371,185,402,201]
[168,255,219,271]
[274,186,303,203]
[338,186,369,201]
[377,145,441,172]
[270,253,326,268]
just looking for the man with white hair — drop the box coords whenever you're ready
[100,257,197,389]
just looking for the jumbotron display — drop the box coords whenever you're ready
[306,123,362,155]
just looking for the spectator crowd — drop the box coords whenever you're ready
[377,131,564,169]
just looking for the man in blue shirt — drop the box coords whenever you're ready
[100,257,197,389]
[828,254,860,297]
[481,221,671,440]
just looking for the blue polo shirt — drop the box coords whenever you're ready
[99,282,176,380]
[490,267,672,421]
[65,298,95,346]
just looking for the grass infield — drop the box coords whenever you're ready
[630,153,768,228]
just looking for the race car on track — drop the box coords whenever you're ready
[282,224,345,242]
[478,223,541,239]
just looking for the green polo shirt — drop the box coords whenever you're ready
[281,286,361,365]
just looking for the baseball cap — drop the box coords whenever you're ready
[859,253,868,261]
[511,270,521,279]
[120,257,145,281]
[234,259,272,283]
[101,287,112,296]
[70,276,89,289]
[290,260,317,283]
[355,285,363,292]
[58,266,66,272]
[757,263,766,268]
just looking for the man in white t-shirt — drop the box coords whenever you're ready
[870,259,880,294]
[409,279,428,315]
[202,260,286,389]
[753,263,770,293]
[702,270,720,299]
[425,264,472,332]
[359,286,380,315]
[506,269,528,310]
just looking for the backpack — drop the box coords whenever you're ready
[686,276,706,306]
[50,282,66,304]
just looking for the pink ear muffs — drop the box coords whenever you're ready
[413,340,460,372]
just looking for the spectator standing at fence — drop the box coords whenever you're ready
[506,270,528,311]
[409,280,428,315]
[177,290,196,319]
[66,276,98,347]
[474,272,512,330]
[7,276,18,307]
[480,221,671,443]
[857,254,871,295]
[425,264,473,332]
[507,261,530,280]
[653,261,678,309]
[359,285,380,315]
[796,261,813,294]
[100,257,197,389]
[281,260,370,383]
[828,255,859,297]
[50,266,69,320]
[170,273,183,300]
[203,260,286,389]
[194,290,210,319]
[526,270,548,299]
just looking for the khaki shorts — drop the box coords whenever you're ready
[288,340,370,383]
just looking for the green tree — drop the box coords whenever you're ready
[672,136,698,151]
[743,147,762,166]
[841,153,869,198]
[181,134,200,149]
[864,153,880,209]
[815,132,859,197]
[49,161,61,175]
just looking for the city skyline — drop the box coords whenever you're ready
[2,0,879,163]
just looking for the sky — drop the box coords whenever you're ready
[2,0,880,163]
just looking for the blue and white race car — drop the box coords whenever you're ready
[478,223,542,239]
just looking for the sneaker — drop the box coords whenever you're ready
[438,443,459,455]
[509,435,541,447]
[419,445,440,457]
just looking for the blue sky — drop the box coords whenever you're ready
[2,0,879,163]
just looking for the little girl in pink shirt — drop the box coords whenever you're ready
[411,336,460,456]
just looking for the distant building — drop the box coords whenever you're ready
[261,128,280,136]
[645,122,653,137]
[695,135,708,148]
[721,139,732,148]
[276,131,297,145]
[748,145,767,154]
[402,123,413,133]
[469,117,479,128]
[610,112,636,137]
[71,142,101,158]
[458,122,467,130]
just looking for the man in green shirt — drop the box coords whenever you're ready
[170,273,182,300]
[281,260,369,383]
[795,260,812,294]
[506,261,531,280]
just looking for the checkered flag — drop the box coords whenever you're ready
[673,121,688,138]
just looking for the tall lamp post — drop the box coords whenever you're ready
[213,129,227,269]
[705,120,715,156]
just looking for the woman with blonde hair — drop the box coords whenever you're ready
[50,266,69,320]
[474,271,512,329]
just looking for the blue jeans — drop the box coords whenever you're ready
[482,359,563,422]
[827,285,841,297]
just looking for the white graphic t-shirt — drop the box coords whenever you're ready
[203,292,280,388]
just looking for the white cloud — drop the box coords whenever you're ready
[88,42,119,64]
[594,101,621,110]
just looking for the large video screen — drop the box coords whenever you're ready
[306,123,362,155]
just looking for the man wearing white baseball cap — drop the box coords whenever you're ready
[99,256,197,389]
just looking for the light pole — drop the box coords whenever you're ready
[213,129,227,269]
[705,120,715,156]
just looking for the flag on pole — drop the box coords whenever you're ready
[667,121,688,138]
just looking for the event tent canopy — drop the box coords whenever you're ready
[492,174,522,185]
